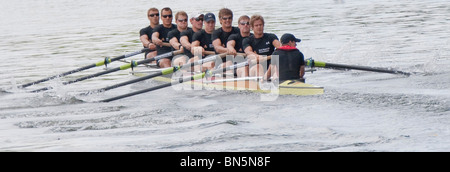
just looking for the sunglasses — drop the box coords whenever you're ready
[162,14,173,18]
[149,13,159,17]
[195,17,204,21]
[239,22,250,26]
[222,17,232,21]
[177,19,188,22]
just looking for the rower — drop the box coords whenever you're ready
[180,12,204,65]
[152,7,177,68]
[243,14,281,77]
[168,11,190,66]
[226,15,252,78]
[265,33,305,82]
[212,8,240,70]
[139,7,159,60]
[191,12,216,71]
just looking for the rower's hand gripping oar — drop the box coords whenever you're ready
[99,56,265,102]
[18,48,151,89]
[30,50,183,93]
[306,58,411,76]
[84,53,227,94]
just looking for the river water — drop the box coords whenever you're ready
[0,0,449,151]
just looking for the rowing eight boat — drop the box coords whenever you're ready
[131,65,324,96]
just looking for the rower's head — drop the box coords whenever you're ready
[161,7,173,26]
[204,13,216,33]
[190,12,204,31]
[281,33,301,47]
[218,8,233,28]
[147,8,159,26]
[250,15,265,36]
[175,11,188,30]
[238,15,250,34]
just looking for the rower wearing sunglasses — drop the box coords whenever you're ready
[168,11,190,66]
[179,13,204,66]
[152,7,177,68]
[212,8,240,71]
[139,7,159,60]
[227,15,252,77]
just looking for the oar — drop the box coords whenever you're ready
[306,58,411,76]
[204,50,246,56]
[18,48,151,89]
[99,59,257,102]
[31,50,183,93]
[84,53,227,94]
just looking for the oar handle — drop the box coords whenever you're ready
[161,42,171,47]
[249,55,272,65]
[205,60,252,78]
[204,51,246,57]
[136,50,184,65]
[204,51,216,55]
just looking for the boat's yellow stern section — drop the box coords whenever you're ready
[277,80,324,96]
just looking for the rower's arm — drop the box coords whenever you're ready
[180,36,191,52]
[213,39,228,54]
[191,40,204,56]
[151,32,163,46]
[140,34,150,47]
[140,35,156,50]
[226,40,237,56]
[300,65,305,79]
[244,46,259,61]
[169,37,182,50]
[273,39,281,49]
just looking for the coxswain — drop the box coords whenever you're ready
[265,33,305,82]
